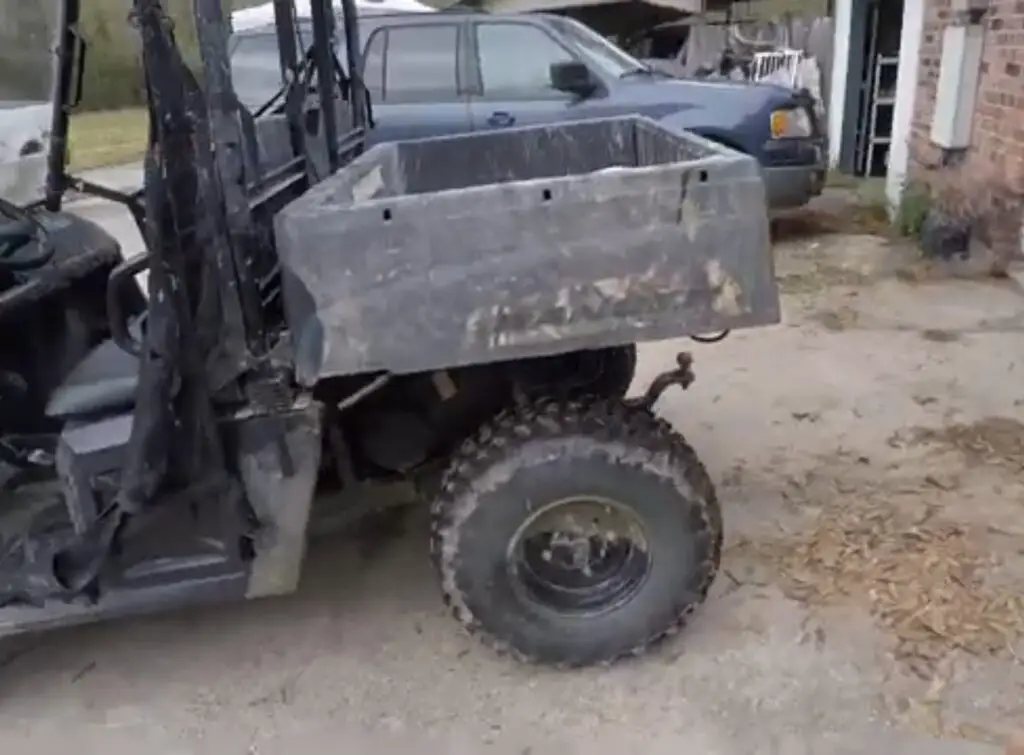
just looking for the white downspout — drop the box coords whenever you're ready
[885,0,926,214]
[827,0,853,167]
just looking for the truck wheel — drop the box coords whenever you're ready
[430,397,721,667]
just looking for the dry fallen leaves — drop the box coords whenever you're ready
[811,305,860,332]
[909,417,1024,473]
[731,488,1024,677]
[771,205,893,242]
[777,264,870,295]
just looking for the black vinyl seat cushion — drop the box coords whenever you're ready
[45,338,139,420]
[42,108,355,422]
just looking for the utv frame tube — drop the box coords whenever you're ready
[308,0,341,173]
[43,0,80,212]
[194,0,267,351]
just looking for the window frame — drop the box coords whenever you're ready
[361,26,387,103]
[230,32,288,80]
[544,15,649,79]
[229,24,361,109]
[228,31,292,108]
[364,23,464,105]
[469,20,581,102]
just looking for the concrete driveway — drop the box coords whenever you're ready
[1,203,1021,755]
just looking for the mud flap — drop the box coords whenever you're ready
[235,397,323,599]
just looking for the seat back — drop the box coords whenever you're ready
[252,98,356,178]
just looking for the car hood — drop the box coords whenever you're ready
[616,75,794,114]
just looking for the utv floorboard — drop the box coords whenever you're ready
[274,115,779,384]
[0,480,247,636]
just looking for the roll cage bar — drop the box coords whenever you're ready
[21,0,369,596]
[42,0,367,223]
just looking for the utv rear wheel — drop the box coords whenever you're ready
[430,398,721,666]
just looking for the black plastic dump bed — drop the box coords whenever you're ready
[274,115,779,383]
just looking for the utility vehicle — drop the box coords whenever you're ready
[0,0,779,666]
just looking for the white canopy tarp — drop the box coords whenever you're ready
[231,0,436,31]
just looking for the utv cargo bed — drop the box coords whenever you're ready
[274,115,779,383]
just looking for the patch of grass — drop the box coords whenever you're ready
[895,185,932,239]
[823,173,889,204]
[853,176,888,205]
[771,203,893,241]
[776,264,870,295]
[824,171,863,190]
[68,108,148,171]
[772,176,894,242]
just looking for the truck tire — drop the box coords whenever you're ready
[430,397,721,667]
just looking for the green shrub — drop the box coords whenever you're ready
[895,184,932,240]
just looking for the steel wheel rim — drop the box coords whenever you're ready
[506,495,651,616]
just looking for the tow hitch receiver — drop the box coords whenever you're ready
[627,352,695,411]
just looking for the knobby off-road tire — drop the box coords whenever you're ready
[429,397,722,667]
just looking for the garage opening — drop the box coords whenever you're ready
[840,0,905,178]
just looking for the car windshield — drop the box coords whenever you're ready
[0,4,56,206]
[545,16,651,78]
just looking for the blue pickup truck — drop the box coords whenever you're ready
[230,11,826,209]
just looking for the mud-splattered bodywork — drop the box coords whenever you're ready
[274,115,779,384]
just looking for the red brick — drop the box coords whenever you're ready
[909,0,1024,185]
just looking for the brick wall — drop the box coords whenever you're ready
[909,0,1024,187]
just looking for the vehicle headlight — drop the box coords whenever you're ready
[770,108,813,139]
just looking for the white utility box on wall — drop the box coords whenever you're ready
[930,23,985,149]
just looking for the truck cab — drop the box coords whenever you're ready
[229,10,826,209]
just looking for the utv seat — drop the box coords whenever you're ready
[45,336,139,420]
[41,118,289,422]
[44,99,358,422]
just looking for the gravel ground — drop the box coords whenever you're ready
[1,202,1021,755]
